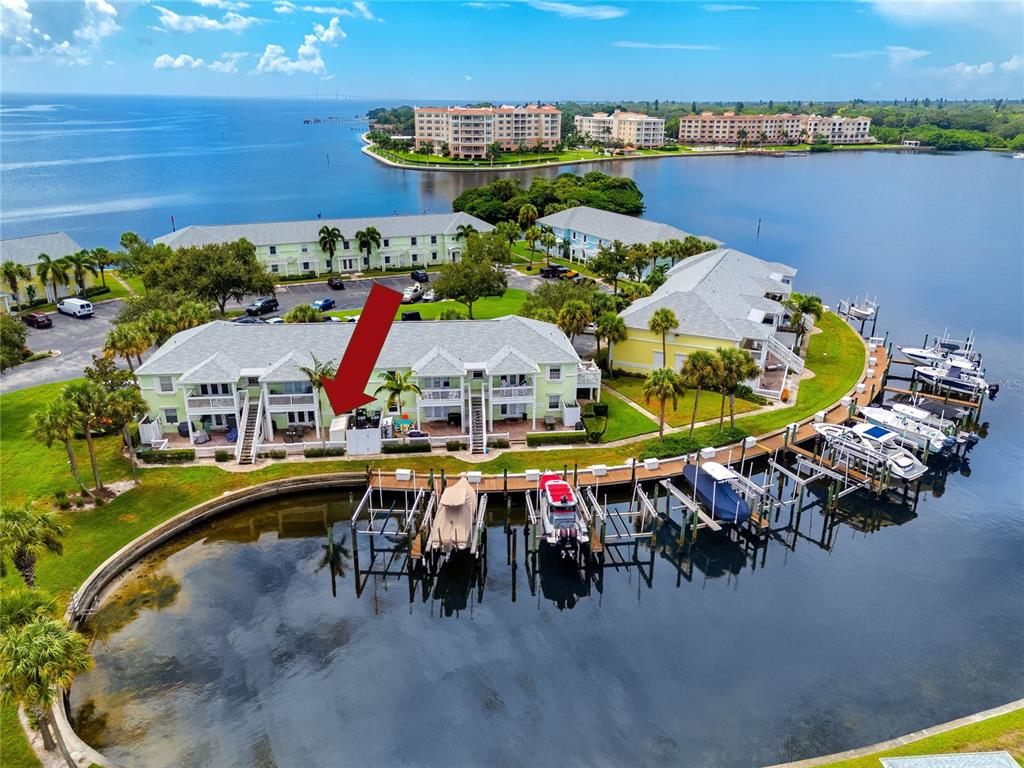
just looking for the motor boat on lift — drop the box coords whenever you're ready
[681,461,751,525]
[426,478,476,563]
[914,361,992,397]
[858,405,956,455]
[538,473,589,555]
[898,343,978,370]
[847,296,877,321]
[889,402,979,449]
[813,422,928,481]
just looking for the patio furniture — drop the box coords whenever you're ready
[447,412,462,427]
[226,426,238,443]
[177,421,191,438]
[544,416,556,430]
[193,429,210,445]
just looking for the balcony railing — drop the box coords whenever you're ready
[266,393,316,409]
[491,386,534,401]
[185,395,236,412]
[419,388,462,403]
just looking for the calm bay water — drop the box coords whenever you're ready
[3,93,1022,767]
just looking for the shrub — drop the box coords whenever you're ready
[137,448,195,464]
[732,385,769,407]
[382,441,431,454]
[55,491,71,510]
[487,438,510,449]
[303,446,346,458]
[639,435,702,460]
[214,449,232,462]
[259,449,287,459]
[74,497,86,508]
[446,440,467,452]
[591,402,609,418]
[525,431,587,446]
[705,426,750,446]
[82,285,111,299]
[93,496,105,507]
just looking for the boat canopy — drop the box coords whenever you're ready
[428,478,476,553]
[540,474,576,508]
[700,461,736,482]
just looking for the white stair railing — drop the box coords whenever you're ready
[234,391,250,463]
[248,395,264,463]
[767,334,805,374]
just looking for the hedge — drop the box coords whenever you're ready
[487,438,510,449]
[137,448,195,464]
[525,431,588,446]
[638,426,749,460]
[303,446,345,458]
[214,449,232,462]
[382,441,431,454]
[82,285,111,299]
[446,440,467,452]
[259,449,287,459]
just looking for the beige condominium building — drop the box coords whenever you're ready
[414,104,562,159]
[574,110,666,147]
[678,112,873,145]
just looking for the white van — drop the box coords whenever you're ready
[57,298,94,318]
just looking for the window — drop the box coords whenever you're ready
[548,366,561,381]
[247,377,260,387]
[384,256,391,265]
[342,258,353,270]
[472,369,484,379]
[343,240,350,250]
[158,375,174,394]
[363,257,369,267]
[653,351,664,369]
[301,261,310,271]
[325,259,332,271]
[271,264,279,274]
[383,238,390,247]
[674,354,687,371]
[410,236,417,246]
[430,235,437,244]
[547,394,560,410]
[269,246,277,255]
[301,245,308,253]
[431,251,438,260]
[411,253,418,262]
[163,408,179,424]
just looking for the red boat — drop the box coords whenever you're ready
[538,473,589,551]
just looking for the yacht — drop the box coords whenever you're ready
[914,361,990,396]
[859,406,956,455]
[898,344,978,370]
[813,422,928,481]
[538,473,589,555]
[889,402,979,449]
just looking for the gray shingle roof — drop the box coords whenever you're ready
[0,232,84,267]
[619,248,797,342]
[154,213,493,249]
[136,316,579,380]
[535,206,718,246]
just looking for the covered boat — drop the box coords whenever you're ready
[682,461,751,525]
[427,478,476,556]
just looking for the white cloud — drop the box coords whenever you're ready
[352,1,374,19]
[74,0,120,47]
[867,0,977,25]
[613,40,720,50]
[1000,53,1022,72]
[527,1,626,20]
[832,50,885,59]
[273,0,296,12]
[194,0,250,10]
[153,51,246,72]
[152,5,262,32]
[0,0,118,66]
[271,0,377,17]
[934,60,995,77]
[886,44,930,65]
[703,4,757,11]
[254,34,325,75]
[462,1,510,8]
[313,16,345,44]
[464,73,472,80]
[210,51,246,72]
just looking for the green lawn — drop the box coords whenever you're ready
[327,288,527,321]
[605,375,759,429]
[593,386,659,442]
[108,270,145,297]
[817,708,1024,767]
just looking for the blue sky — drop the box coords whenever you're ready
[2,0,1022,100]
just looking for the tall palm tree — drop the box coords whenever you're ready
[645,241,666,274]
[106,387,147,485]
[33,399,89,494]
[0,587,56,629]
[517,203,538,232]
[557,299,592,342]
[0,504,66,588]
[647,307,679,366]
[91,247,112,287]
[783,291,824,352]
[643,368,686,438]
[62,381,107,491]
[318,225,343,267]
[680,350,723,438]
[455,223,477,241]
[540,230,558,266]
[64,250,98,295]
[104,324,141,371]
[716,347,762,428]
[35,254,69,303]
[523,225,541,268]
[144,309,177,345]
[297,354,336,444]
[373,370,422,421]
[355,226,382,270]
[174,300,211,332]
[595,311,626,368]
[1,260,31,307]
[122,321,154,366]
[0,617,93,752]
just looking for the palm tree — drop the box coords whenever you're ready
[0,587,56,629]
[121,321,154,366]
[737,128,748,148]
[373,370,422,420]
[297,354,336,444]
[318,225,343,267]
[63,381,107,491]
[35,254,69,303]
[144,309,177,345]
[643,368,686,438]
[647,307,679,366]
[64,250,98,295]
[783,291,824,352]
[0,504,66,588]
[455,223,477,241]
[92,247,112,287]
[622,282,652,301]
[517,203,538,232]
[33,399,89,494]
[557,299,592,342]
[104,324,142,371]
[1,260,31,307]
[174,300,211,332]
[355,226,382,270]
[0,617,93,752]
[523,225,541,268]
[106,387,147,485]
[284,304,322,323]
[645,241,666,275]
[680,350,723,438]
[494,221,519,248]
[595,311,626,369]
[717,347,762,428]
[540,230,558,266]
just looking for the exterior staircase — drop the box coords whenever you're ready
[237,402,261,465]
[469,393,486,454]
[766,334,805,374]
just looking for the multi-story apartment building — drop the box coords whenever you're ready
[134,317,601,458]
[414,105,562,159]
[574,110,666,148]
[678,112,872,145]
[0,232,92,309]
[154,213,492,276]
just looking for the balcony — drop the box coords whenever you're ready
[185,395,236,412]
[418,388,462,405]
[491,386,534,403]
[266,393,316,410]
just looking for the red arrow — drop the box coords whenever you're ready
[321,283,403,414]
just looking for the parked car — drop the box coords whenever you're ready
[422,288,437,302]
[56,298,93,318]
[538,266,561,278]
[233,315,267,324]
[401,284,423,304]
[345,314,361,323]
[265,316,284,324]
[401,311,422,321]
[571,275,594,286]
[326,316,342,322]
[327,275,346,290]
[246,296,279,315]
[22,312,52,329]
[558,269,579,281]
[311,297,336,311]
[410,269,429,283]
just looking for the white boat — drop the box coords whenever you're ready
[814,422,928,481]
[847,296,877,321]
[915,361,989,395]
[1014,152,1024,159]
[538,473,589,552]
[898,345,978,370]
[889,402,979,449]
[859,406,956,455]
